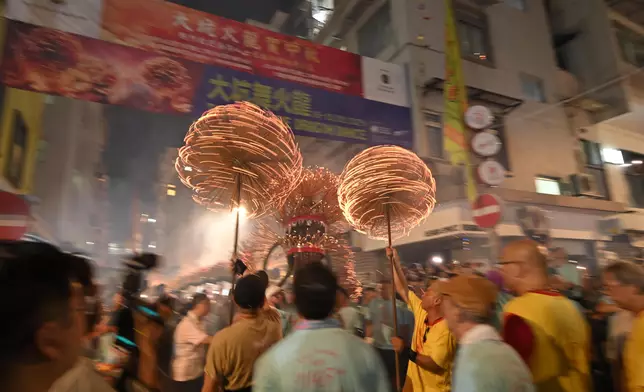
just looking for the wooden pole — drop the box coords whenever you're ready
[386,205,401,392]
[229,175,242,324]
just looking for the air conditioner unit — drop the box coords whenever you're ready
[569,173,601,197]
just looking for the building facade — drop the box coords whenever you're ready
[30,97,108,254]
[313,0,643,269]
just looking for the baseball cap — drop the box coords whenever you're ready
[233,274,266,309]
[437,275,498,316]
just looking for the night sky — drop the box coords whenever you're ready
[103,105,192,243]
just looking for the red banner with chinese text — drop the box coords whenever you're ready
[101,0,363,96]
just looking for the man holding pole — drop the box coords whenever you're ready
[388,247,457,391]
[365,279,413,390]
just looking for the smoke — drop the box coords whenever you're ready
[164,209,253,280]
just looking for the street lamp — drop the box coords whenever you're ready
[431,255,444,264]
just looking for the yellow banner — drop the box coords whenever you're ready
[442,0,477,203]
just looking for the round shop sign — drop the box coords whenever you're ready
[471,132,502,157]
[465,105,494,130]
[477,160,506,186]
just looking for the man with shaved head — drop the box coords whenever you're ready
[388,247,457,392]
[498,239,590,392]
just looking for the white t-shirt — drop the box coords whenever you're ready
[338,306,361,333]
[49,358,115,392]
[172,312,208,381]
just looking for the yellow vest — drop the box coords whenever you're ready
[624,311,644,392]
[504,291,590,392]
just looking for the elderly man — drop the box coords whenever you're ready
[499,239,590,392]
[439,274,534,391]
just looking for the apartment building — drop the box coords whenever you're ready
[313,0,642,267]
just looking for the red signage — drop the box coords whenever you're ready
[101,0,363,96]
[472,194,502,229]
[0,191,30,240]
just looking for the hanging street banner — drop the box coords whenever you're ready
[0,16,413,147]
[193,65,412,146]
[442,0,478,203]
[1,21,204,114]
[99,0,363,96]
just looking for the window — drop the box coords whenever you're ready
[357,2,393,58]
[5,110,28,189]
[520,73,546,102]
[601,147,625,165]
[624,151,644,207]
[627,173,644,207]
[613,21,644,67]
[580,140,602,166]
[167,184,176,197]
[424,111,444,159]
[456,7,492,63]
[535,177,561,195]
[505,0,526,10]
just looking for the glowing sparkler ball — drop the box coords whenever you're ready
[338,145,437,240]
[176,101,303,218]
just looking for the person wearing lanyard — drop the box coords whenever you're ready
[253,262,389,392]
[388,247,457,392]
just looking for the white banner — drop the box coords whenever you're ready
[5,0,103,38]
[360,56,410,108]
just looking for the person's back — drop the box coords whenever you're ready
[504,291,590,392]
[253,262,388,392]
[254,320,388,391]
[203,274,282,392]
[205,308,281,390]
[454,339,534,392]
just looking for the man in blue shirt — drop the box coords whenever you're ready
[366,280,414,390]
[253,263,389,392]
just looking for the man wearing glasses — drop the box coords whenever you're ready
[388,247,457,392]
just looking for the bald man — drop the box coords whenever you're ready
[498,239,590,392]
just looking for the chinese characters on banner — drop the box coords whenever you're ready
[442,0,478,202]
[1,0,414,147]
[193,65,412,147]
[100,0,363,96]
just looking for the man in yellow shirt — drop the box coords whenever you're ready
[388,247,457,392]
[603,261,644,392]
[499,239,590,392]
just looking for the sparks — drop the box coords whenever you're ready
[175,101,303,219]
[338,145,437,241]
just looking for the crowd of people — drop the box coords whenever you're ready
[1,238,643,392]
